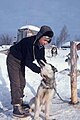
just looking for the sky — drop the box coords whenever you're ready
[0,0,80,40]
[0,45,80,119]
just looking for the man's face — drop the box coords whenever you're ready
[39,36,51,46]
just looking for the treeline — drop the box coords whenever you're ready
[0,34,13,45]
[0,25,80,47]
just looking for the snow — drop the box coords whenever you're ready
[0,46,80,119]
[19,25,40,32]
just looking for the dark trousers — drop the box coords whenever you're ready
[6,53,25,105]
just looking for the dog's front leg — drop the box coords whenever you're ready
[45,100,50,120]
[45,90,54,120]
[34,95,41,120]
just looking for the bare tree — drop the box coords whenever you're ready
[0,34,13,45]
[56,25,69,48]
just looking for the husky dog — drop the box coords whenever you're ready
[34,60,57,120]
[51,46,57,57]
[65,53,79,66]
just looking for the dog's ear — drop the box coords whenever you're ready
[39,60,46,67]
[52,65,58,72]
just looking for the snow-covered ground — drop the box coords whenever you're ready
[0,46,80,120]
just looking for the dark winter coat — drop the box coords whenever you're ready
[9,25,53,73]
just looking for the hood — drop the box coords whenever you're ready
[35,25,54,43]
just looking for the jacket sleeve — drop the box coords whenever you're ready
[25,61,41,73]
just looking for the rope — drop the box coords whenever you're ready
[53,86,70,103]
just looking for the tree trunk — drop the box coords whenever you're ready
[70,41,78,104]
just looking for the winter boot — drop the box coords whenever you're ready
[21,102,31,112]
[13,104,29,118]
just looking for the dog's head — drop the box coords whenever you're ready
[39,60,58,79]
[65,53,79,66]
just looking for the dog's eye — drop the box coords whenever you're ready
[43,75,47,78]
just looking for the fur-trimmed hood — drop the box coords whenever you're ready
[34,25,54,44]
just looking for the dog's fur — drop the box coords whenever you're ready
[30,60,57,120]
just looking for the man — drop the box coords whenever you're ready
[6,25,54,117]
